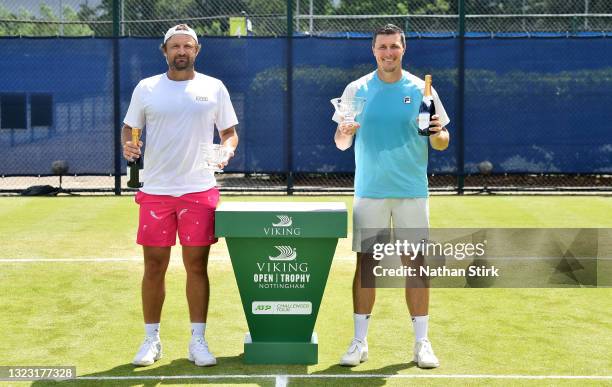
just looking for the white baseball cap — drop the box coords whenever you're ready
[163,24,198,44]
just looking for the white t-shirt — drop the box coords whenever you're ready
[124,72,238,196]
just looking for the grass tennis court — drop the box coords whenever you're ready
[1,195,611,386]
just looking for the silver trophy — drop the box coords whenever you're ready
[330,97,366,124]
[198,143,231,172]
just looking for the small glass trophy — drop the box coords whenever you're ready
[198,143,231,172]
[330,97,366,124]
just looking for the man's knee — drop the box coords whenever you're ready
[183,246,210,276]
[144,258,168,280]
[356,253,378,287]
[400,254,429,288]
[357,253,378,270]
[185,261,207,277]
[184,255,208,276]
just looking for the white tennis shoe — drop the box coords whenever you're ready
[188,336,217,366]
[132,336,162,366]
[413,339,440,368]
[339,338,368,366]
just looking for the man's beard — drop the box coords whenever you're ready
[171,57,193,71]
[379,59,399,73]
[381,65,398,73]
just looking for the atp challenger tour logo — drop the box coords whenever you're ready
[252,301,312,315]
[264,215,301,236]
[254,245,310,289]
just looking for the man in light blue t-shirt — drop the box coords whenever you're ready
[333,24,450,368]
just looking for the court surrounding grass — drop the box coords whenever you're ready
[1,195,611,386]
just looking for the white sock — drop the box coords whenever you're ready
[354,313,371,342]
[412,315,429,342]
[191,322,206,338]
[145,323,160,339]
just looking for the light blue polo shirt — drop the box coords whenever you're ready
[334,70,450,198]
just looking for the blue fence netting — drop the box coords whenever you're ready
[0,33,611,190]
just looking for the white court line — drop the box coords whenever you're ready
[75,374,612,381]
[0,258,141,263]
[0,255,357,263]
[9,256,610,263]
[276,375,289,387]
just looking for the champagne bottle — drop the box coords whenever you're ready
[417,74,436,136]
[127,127,143,188]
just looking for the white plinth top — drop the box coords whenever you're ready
[217,201,347,212]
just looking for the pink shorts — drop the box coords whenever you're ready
[134,188,220,247]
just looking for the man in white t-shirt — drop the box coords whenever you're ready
[122,24,239,367]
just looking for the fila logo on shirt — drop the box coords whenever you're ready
[196,96,208,102]
[403,96,411,104]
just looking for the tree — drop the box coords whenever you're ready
[0,3,93,37]
[1,0,609,37]
[0,6,36,36]
[326,0,453,15]
[0,6,17,36]
[62,5,94,36]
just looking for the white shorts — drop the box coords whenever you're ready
[352,197,429,252]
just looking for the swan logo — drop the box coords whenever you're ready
[264,215,301,236]
[255,246,310,289]
[272,215,292,227]
[268,245,297,261]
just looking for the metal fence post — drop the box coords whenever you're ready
[456,0,466,194]
[286,0,294,195]
[112,0,122,195]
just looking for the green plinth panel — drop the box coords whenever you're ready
[243,333,318,364]
[216,202,347,364]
